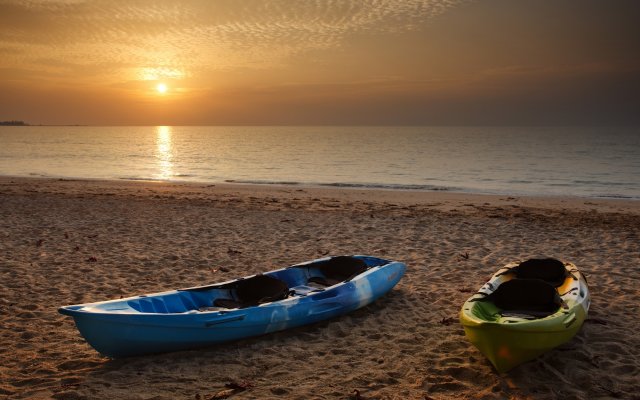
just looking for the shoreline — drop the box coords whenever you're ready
[2,172,639,203]
[1,176,638,399]
[2,175,639,215]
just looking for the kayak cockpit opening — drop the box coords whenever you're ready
[206,256,375,309]
[124,255,385,314]
[470,278,563,320]
[288,255,370,287]
[466,258,582,320]
[209,274,290,309]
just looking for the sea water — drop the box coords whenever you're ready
[0,126,638,199]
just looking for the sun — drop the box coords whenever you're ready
[156,83,168,94]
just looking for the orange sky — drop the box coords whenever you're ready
[1,0,639,125]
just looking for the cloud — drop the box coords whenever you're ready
[0,0,466,84]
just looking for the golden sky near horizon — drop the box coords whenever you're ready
[1,0,639,125]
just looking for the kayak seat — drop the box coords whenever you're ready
[213,298,241,309]
[235,274,290,308]
[307,256,368,287]
[487,278,562,318]
[510,258,568,287]
[213,274,290,309]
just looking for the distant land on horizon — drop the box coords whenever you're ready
[0,121,89,127]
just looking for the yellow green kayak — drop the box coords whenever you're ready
[460,258,590,373]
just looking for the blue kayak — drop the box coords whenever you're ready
[59,255,405,357]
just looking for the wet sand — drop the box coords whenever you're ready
[0,177,638,399]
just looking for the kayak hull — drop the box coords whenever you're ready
[461,305,587,373]
[59,255,405,358]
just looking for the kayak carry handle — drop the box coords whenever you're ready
[308,302,343,316]
[563,313,577,328]
[204,314,245,327]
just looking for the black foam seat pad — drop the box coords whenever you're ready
[512,258,568,287]
[488,278,562,318]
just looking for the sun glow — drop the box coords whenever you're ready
[156,83,168,94]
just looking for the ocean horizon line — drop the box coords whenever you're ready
[4,123,640,128]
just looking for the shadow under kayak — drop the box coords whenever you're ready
[59,255,405,358]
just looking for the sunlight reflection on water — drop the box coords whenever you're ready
[155,126,173,180]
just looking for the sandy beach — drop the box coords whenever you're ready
[1,176,638,400]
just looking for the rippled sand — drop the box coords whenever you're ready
[0,177,638,399]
